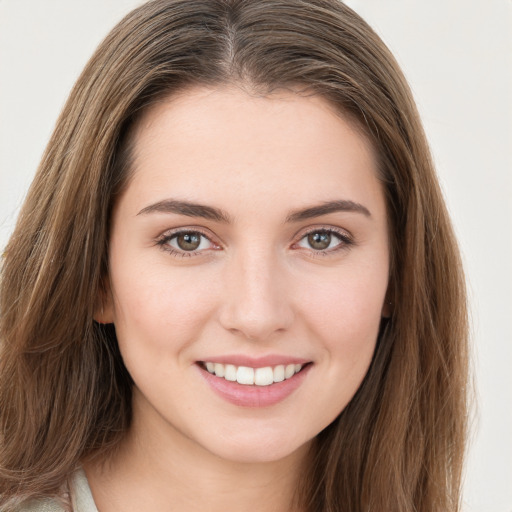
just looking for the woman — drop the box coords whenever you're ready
[0,0,468,511]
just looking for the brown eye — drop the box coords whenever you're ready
[296,229,351,253]
[165,231,213,253]
[176,232,201,250]
[307,231,332,250]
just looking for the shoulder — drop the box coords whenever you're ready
[13,468,97,512]
[14,499,66,512]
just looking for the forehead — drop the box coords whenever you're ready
[121,85,384,219]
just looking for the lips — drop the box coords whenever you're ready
[196,356,312,407]
[202,361,303,386]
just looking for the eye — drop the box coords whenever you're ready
[158,230,218,255]
[296,228,352,252]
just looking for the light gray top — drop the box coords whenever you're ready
[17,469,98,512]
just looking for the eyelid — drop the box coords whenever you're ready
[156,226,222,256]
[293,224,353,242]
[291,225,354,252]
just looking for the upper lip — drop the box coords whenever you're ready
[198,354,311,368]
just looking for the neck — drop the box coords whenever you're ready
[85,400,310,512]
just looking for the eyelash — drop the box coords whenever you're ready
[156,227,354,258]
[156,228,218,258]
[293,227,354,256]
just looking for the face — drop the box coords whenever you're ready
[101,86,390,465]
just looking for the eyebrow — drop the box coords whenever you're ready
[137,199,232,223]
[286,200,371,222]
[137,198,371,223]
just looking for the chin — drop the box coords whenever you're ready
[199,428,312,465]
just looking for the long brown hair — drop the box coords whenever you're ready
[0,1,468,510]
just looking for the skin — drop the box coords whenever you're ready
[89,85,390,512]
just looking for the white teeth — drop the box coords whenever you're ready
[204,361,305,386]
[273,365,285,382]
[214,363,225,378]
[285,364,295,379]
[236,366,254,385]
[224,364,237,382]
[254,367,274,386]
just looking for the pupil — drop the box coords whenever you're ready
[308,232,331,250]
[177,232,201,251]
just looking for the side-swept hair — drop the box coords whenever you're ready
[0,1,468,510]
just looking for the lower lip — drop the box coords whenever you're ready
[197,364,311,408]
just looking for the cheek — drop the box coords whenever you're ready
[300,262,387,340]
[110,260,217,352]
[287,265,387,435]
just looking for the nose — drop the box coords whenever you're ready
[218,247,294,342]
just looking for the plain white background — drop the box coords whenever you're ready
[0,1,511,510]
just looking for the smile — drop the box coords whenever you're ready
[202,361,303,386]
[197,359,312,407]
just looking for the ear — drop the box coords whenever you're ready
[93,277,114,324]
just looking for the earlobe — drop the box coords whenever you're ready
[381,300,392,319]
[93,280,114,324]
